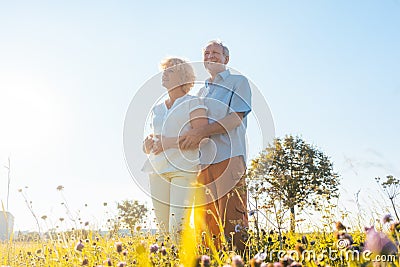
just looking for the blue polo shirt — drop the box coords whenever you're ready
[198,69,252,165]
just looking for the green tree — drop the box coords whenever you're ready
[247,135,340,232]
[117,200,148,236]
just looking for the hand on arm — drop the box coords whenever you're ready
[180,112,244,150]
[152,136,180,155]
[178,108,209,150]
[207,111,244,135]
[151,107,209,155]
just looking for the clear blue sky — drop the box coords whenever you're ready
[0,1,399,231]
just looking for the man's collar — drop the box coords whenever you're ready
[206,69,230,86]
[218,69,230,80]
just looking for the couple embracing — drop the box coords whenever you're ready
[142,40,252,251]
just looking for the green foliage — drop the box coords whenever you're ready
[117,200,148,236]
[247,135,340,232]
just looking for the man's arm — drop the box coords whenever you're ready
[181,75,251,150]
[204,111,244,135]
[180,112,244,150]
[153,107,208,154]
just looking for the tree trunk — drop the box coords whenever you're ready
[290,206,296,233]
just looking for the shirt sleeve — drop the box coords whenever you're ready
[229,76,252,118]
[188,96,208,114]
[197,85,208,98]
[151,104,164,135]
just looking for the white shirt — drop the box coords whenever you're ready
[142,94,207,174]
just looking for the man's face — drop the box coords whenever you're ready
[203,43,228,73]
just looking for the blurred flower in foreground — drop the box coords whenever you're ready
[382,214,393,224]
[150,243,159,253]
[56,185,64,191]
[115,242,123,253]
[364,226,397,255]
[232,255,244,267]
[75,240,84,252]
[201,255,211,267]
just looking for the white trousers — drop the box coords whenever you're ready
[149,171,198,238]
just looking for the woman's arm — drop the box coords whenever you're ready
[153,136,179,153]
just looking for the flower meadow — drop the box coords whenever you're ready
[2,173,400,266]
[1,218,400,267]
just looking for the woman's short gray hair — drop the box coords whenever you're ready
[160,57,195,93]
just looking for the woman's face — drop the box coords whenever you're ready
[162,65,181,90]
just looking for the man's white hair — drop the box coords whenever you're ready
[204,40,229,57]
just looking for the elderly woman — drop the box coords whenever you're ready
[142,57,207,238]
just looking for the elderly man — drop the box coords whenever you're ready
[181,40,252,250]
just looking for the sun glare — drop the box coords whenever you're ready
[0,72,65,153]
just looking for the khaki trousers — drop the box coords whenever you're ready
[197,156,248,251]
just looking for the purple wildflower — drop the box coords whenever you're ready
[103,258,112,266]
[201,255,211,267]
[150,243,159,253]
[364,226,398,255]
[382,214,393,224]
[75,240,84,252]
[232,255,244,267]
[82,258,89,265]
[160,246,167,256]
[115,242,123,253]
